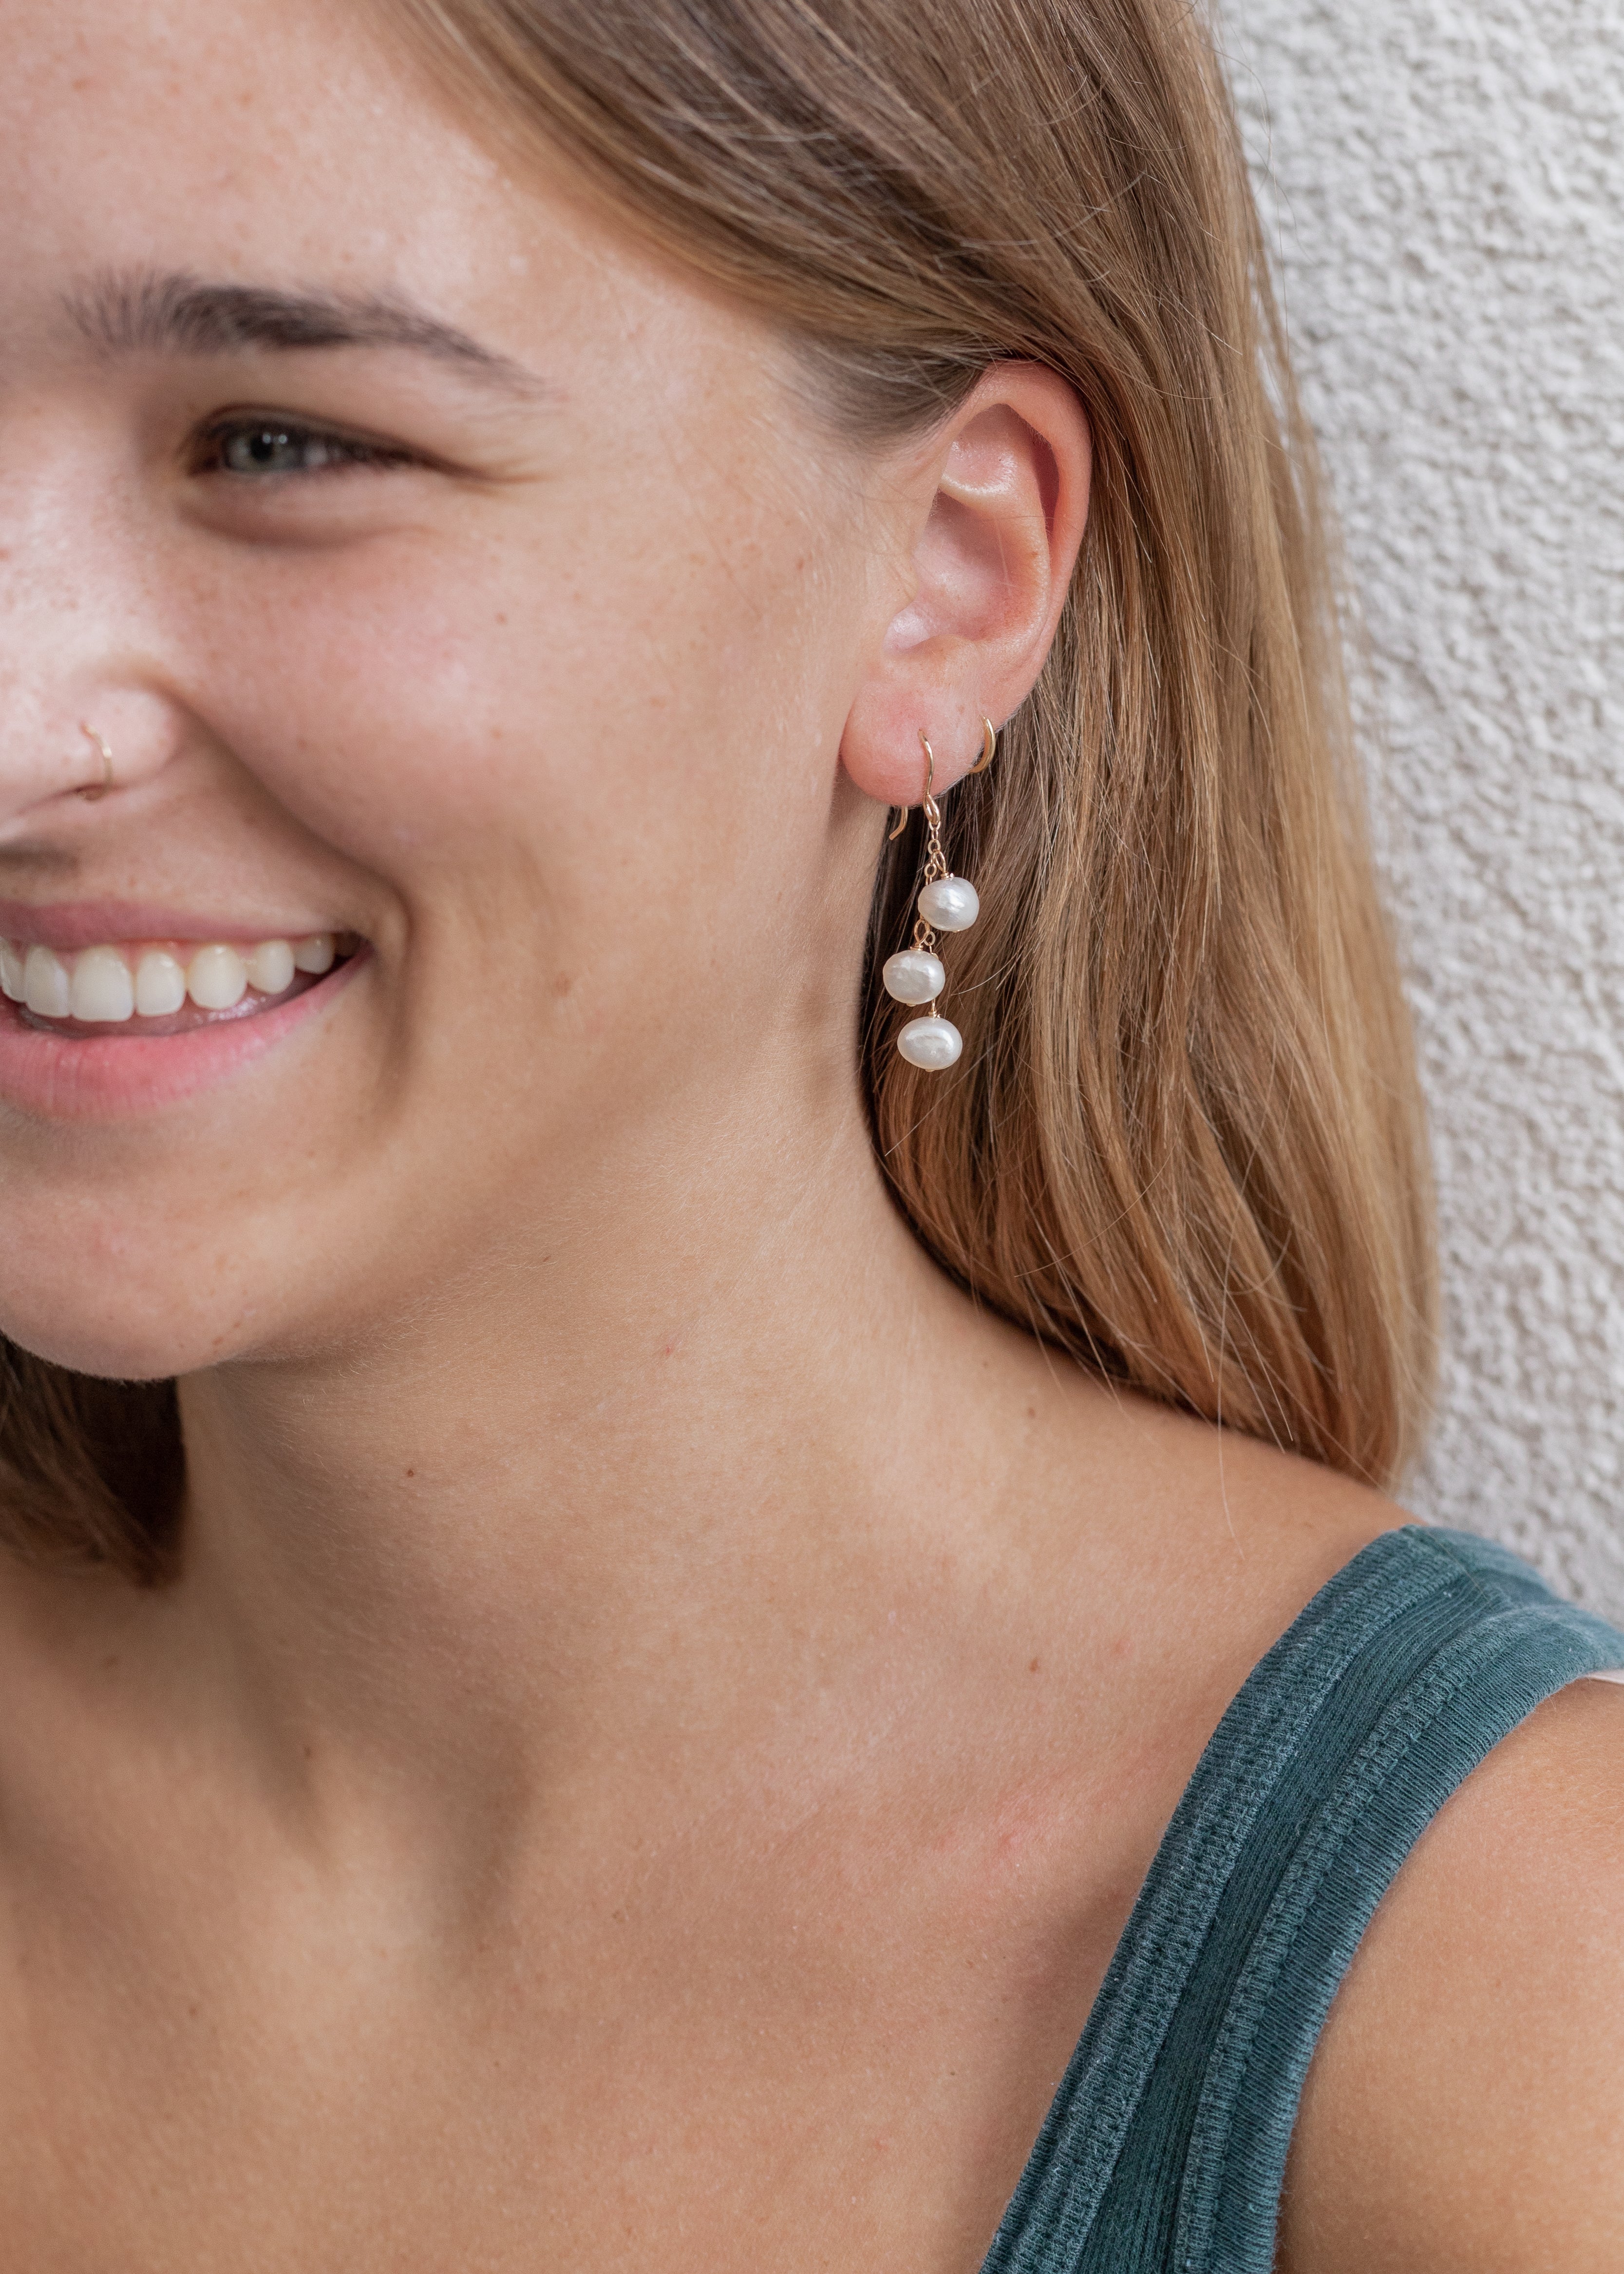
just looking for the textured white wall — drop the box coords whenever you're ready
[1219,0,1624,1614]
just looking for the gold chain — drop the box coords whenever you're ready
[910,788,946,957]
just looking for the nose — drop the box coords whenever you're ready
[0,435,182,836]
[0,693,179,830]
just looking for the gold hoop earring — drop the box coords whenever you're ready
[881,727,982,1071]
[77,726,113,801]
[885,716,995,839]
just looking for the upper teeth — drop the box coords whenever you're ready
[0,935,338,1022]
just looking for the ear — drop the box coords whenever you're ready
[840,362,1091,810]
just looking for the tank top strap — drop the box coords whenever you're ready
[980,1525,1624,2274]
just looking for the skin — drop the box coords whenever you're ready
[0,0,1620,2266]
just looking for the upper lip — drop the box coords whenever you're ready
[0,899,346,952]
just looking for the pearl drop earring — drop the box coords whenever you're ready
[881,718,995,1070]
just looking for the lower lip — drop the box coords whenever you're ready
[0,952,366,1121]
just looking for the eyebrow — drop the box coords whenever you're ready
[63,268,551,397]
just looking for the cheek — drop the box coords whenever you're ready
[181,532,591,860]
[175,473,853,969]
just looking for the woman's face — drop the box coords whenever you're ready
[0,0,925,1378]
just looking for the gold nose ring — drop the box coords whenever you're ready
[77,726,114,801]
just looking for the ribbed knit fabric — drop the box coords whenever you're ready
[979,1525,1624,2274]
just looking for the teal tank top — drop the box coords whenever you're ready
[978,1524,1624,2273]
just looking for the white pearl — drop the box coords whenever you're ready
[897,1015,963,1070]
[917,875,979,932]
[882,949,945,1005]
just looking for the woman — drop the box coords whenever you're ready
[1,0,1621,2264]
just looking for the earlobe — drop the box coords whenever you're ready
[841,362,1090,813]
[884,716,995,841]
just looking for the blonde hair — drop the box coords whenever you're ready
[0,0,1434,1580]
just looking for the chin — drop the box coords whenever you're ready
[0,1128,406,1384]
[0,1216,280,1382]
[0,1298,235,1384]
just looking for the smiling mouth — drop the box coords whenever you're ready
[0,931,362,1038]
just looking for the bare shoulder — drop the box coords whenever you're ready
[1004,1354,1410,1700]
[1279,1673,1624,2274]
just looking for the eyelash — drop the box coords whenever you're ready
[191,418,414,480]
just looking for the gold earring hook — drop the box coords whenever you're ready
[888,730,939,841]
[77,725,113,801]
[887,720,995,836]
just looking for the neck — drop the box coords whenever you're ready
[166,1051,1037,1871]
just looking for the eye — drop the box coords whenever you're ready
[192,418,411,478]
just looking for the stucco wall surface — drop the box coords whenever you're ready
[1219,0,1624,1615]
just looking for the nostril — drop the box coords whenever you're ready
[0,698,179,838]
